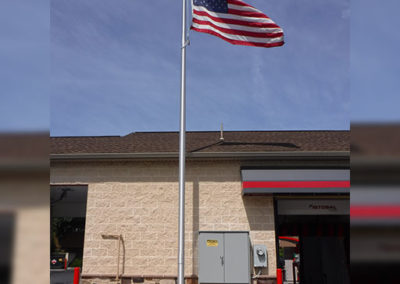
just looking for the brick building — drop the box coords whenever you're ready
[50,131,350,284]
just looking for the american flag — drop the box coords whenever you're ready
[191,0,284,48]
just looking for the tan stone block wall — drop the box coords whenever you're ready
[50,160,276,278]
[0,175,49,284]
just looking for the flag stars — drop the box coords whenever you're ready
[193,0,228,13]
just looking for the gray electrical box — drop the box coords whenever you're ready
[253,244,267,267]
[199,231,250,284]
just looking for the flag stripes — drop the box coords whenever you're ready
[191,0,284,47]
[193,6,274,24]
[193,10,279,28]
[192,19,283,38]
[228,4,258,12]
[228,0,252,7]
[192,15,282,32]
[228,9,268,19]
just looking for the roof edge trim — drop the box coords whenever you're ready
[50,151,350,161]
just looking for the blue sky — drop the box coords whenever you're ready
[49,0,350,136]
[351,0,400,123]
[1,0,399,135]
[0,0,49,132]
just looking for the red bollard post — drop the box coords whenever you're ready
[73,267,80,284]
[276,268,283,284]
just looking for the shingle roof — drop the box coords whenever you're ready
[351,124,400,156]
[0,133,48,169]
[51,131,349,155]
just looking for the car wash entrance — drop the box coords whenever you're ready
[241,168,350,284]
[275,198,350,284]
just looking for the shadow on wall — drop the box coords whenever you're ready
[189,179,275,277]
[243,195,275,276]
[242,196,275,231]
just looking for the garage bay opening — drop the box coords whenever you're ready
[275,198,350,284]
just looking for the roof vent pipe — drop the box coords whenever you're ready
[220,123,224,142]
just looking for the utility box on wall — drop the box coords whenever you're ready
[199,231,250,284]
[253,244,267,267]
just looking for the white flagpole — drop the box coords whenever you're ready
[178,0,189,283]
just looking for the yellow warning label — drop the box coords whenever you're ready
[206,240,218,247]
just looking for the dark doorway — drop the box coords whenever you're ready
[0,213,14,284]
[50,185,88,270]
[276,200,350,284]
